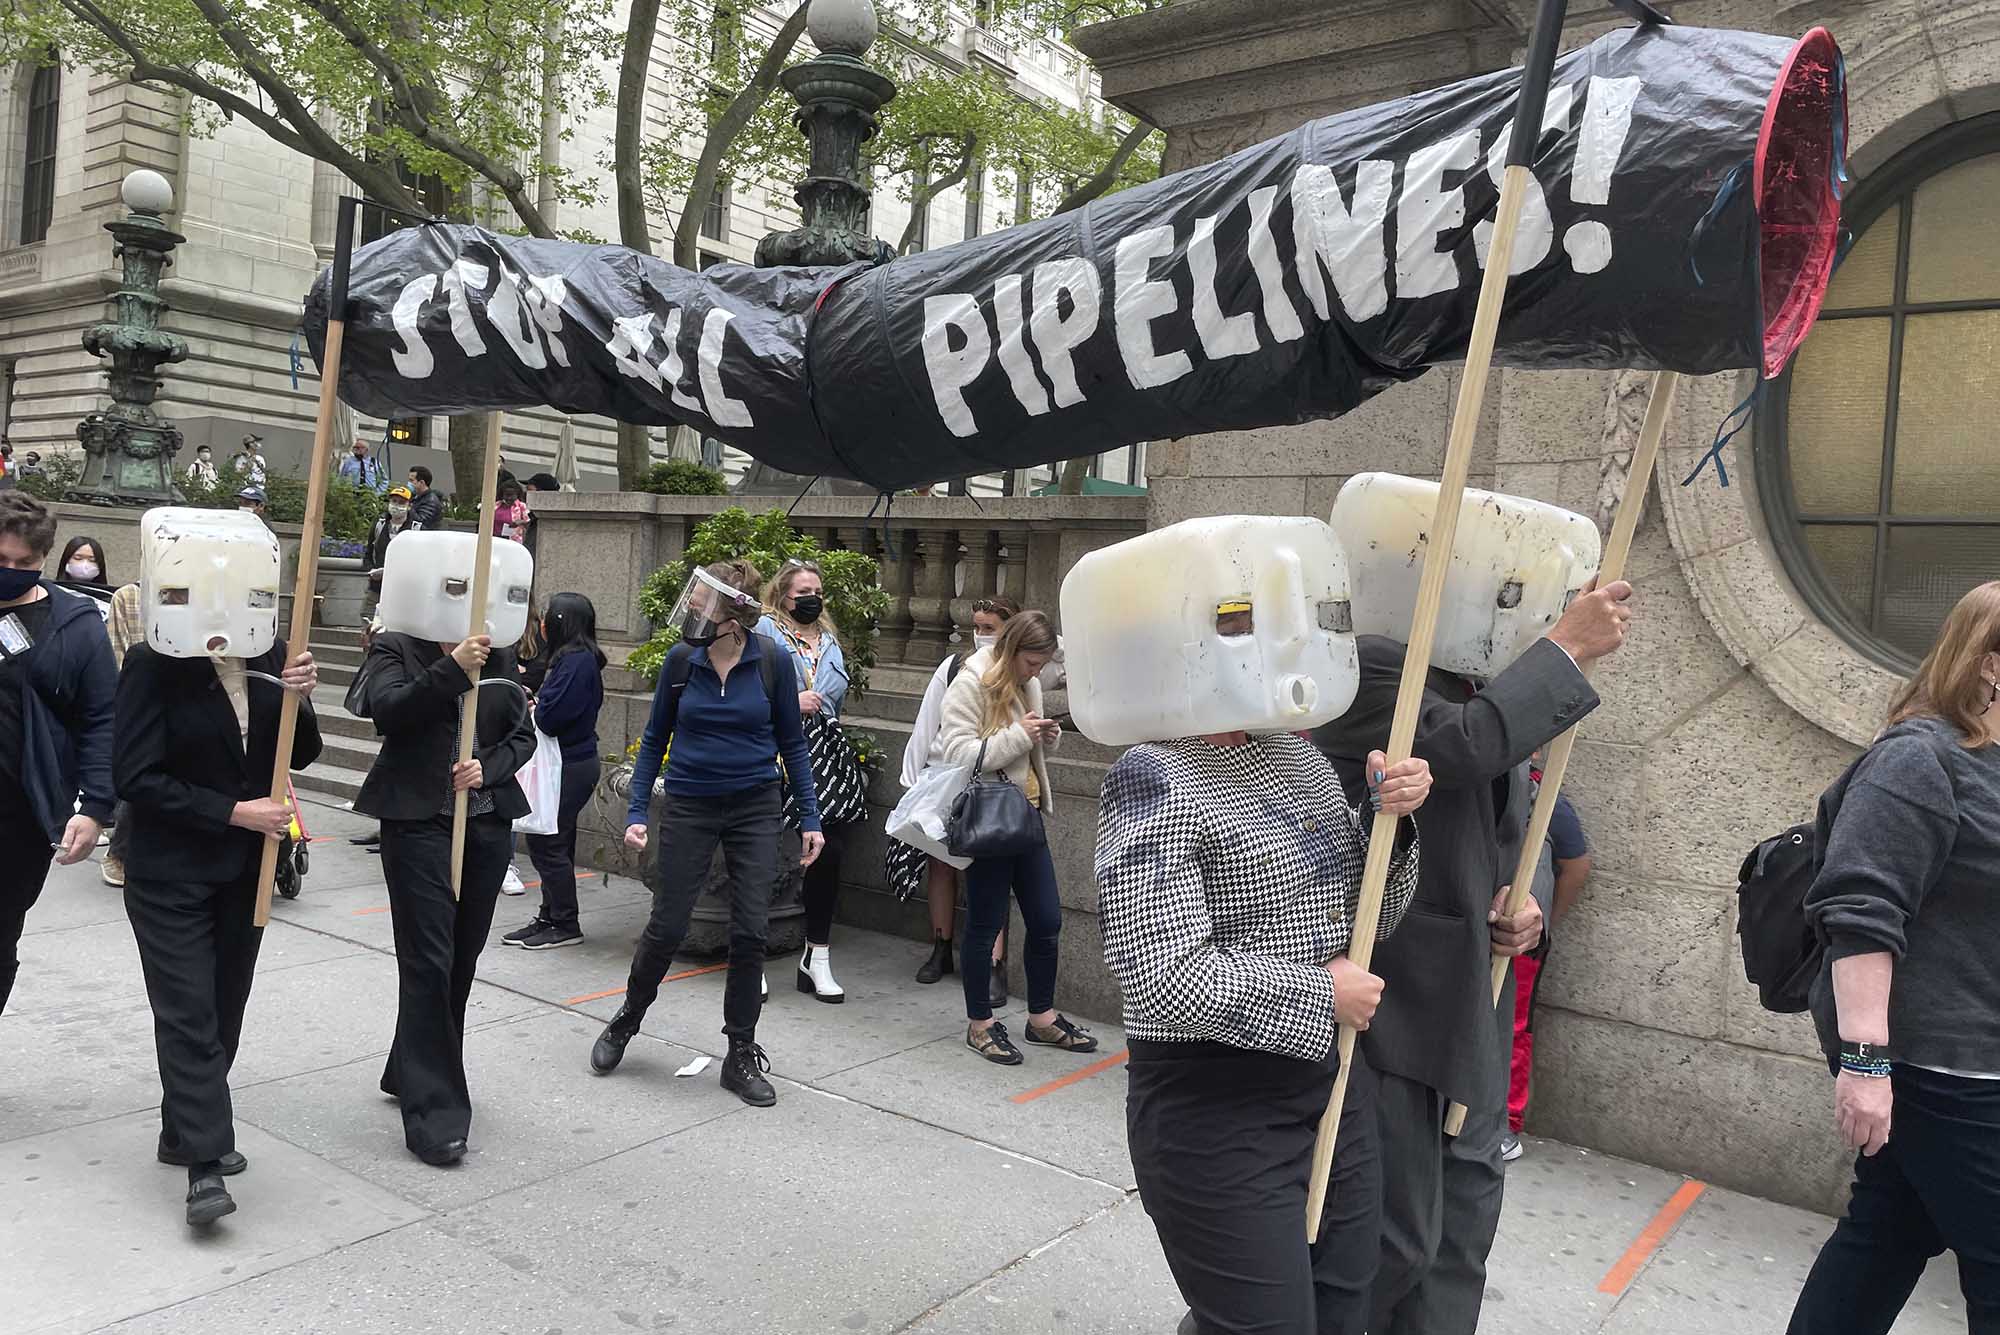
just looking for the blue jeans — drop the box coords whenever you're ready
[961,839,1061,1022]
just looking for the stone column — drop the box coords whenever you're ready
[876,527,917,662]
[995,524,1030,608]
[905,527,957,660]
[951,525,999,644]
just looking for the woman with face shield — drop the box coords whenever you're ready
[932,610,1094,1065]
[113,548,322,1227]
[591,559,824,1108]
[896,596,1018,996]
[1094,598,1433,1335]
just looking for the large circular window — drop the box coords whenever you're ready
[1759,114,2000,672]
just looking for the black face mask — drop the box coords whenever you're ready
[790,594,823,625]
[0,566,40,601]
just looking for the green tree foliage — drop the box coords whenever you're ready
[634,460,729,496]
[627,507,889,690]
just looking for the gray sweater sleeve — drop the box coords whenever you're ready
[1806,732,1958,963]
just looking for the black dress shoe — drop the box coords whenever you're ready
[158,1144,247,1175]
[591,1004,644,1074]
[720,1040,776,1107]
[185,1172,236,1226]
[915,936,954,985]
[349,831,381,846]
[416,1138,467,1167]
[988,955,1009,1010]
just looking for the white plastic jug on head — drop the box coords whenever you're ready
[1060,515,1360,747]
[139,507,282,659]
[377,531,535,646]
[1329,473,1601,680]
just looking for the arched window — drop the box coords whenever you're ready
[19,59,58,245]
[1758,114,2000,672]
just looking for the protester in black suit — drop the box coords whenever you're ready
[116,637,320,1227]
[356,628,536,1166]
[1312,582,1631,1335]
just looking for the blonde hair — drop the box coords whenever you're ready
[978,610,1058,736]
[1886,580,2000,748]
[763,559,838,639]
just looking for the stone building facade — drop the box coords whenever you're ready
[1073,0,2000,1212]
[0,3,1129,490]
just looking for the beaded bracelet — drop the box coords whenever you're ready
[1838,1055,1892,1078]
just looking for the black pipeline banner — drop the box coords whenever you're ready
[305,23,1842,492]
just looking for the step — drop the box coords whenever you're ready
[293,763,365,804]
[314,699,375,742]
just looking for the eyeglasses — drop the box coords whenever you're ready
[781,559,822,573]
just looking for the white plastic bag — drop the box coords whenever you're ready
[511,727,563,836]
[887,764,973,869]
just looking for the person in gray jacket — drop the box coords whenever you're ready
[1312,578,1633,1335]
[1790,580,2000,1335]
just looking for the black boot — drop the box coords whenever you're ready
[185,1165,236,1227]
[988,952,1009,1009]
[915,936,954,985]
[720,1040,776,1107]
[591,1003,645,1074]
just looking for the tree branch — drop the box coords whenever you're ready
[898,132,976,254]
[614,0,663,253]
[1051,119,1154,216]
[671,0,809,268]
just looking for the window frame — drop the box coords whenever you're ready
[19,58,59,245]
[1754,111,2000,675]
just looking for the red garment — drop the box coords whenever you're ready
[1507,952,1541,1134]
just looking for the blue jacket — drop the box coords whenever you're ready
[626,631,819,831]
[753,614,848,717]
[534,648,604,765]
[19,583,118,842]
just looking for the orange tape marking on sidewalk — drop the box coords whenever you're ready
[563,962,729,1007]
[1598,1180,1708,1295]
[353,906,391,916]
[1010,1049,1129,1105]
[521,871,598,891]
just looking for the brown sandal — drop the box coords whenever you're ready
[967,1021,1024,1065]
[1024,1014,1099,1053]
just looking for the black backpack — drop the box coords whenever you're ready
[1734,823,1823,1013]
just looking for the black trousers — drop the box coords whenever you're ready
[801,821,849,945]
[624,783,781,1043]
[123,873,264,1163]
[962,837,1062,1022]
[0,807,55,1016]
[1788,1065,2000,1334]
[524,757,600,930]
[379,810,511,1152]
[1128,1039,1382,1335]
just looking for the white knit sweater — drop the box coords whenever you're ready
[931,647,1059,813]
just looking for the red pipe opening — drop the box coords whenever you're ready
[1755,26,1846,380]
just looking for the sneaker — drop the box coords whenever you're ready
[520,923,583,951]
[500,866,527,896]
[1501,1134,1524,1162]
[721,1040,776,1107]
[967,1021,1024,1066]
[502,916,553,946]
[1023,1014,1099,1053]
[101,856,126,888]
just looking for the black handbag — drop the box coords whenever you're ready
[344,645,383,719]
[946,738,1045,860]
[783,710,868,829]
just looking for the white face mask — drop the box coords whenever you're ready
[973,633,997,651]
[65,560,100,582]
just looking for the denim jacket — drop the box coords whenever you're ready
[754,614,848,718]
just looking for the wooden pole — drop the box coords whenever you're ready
[1440,368,1680,1138]
[448,411,507,898]
[255,197,357,928]
[1303,0,1572,1243]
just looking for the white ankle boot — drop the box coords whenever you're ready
[796,945,845,1004]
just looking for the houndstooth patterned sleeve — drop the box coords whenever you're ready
[1370,811,1421,942]
[1097,747,1340,1063]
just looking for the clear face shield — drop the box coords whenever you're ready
[668,566,759,647]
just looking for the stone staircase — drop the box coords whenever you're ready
[293,628,375,806]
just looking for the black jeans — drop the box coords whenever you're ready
[624,783,782,1043]
[378,810,512,1152]
[0,807,55,1015]
[1788,1065,2000,1334]
[962,834,1061,1022]
[1129,1039,1382,1335]
[124,873,263,1164]
[802,821,850,945]
[524,757,600,930]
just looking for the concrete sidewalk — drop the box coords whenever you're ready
[3,796,1968,1335]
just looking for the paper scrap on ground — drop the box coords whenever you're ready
[675,1056,711,1078]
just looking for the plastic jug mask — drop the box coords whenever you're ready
[139,507,281,659]
[377,531,535,645]
[1059,516,1361,747]
[1330,473,1602,680]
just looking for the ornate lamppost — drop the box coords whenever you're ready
[738,0,896,496]
[69,169,189,506]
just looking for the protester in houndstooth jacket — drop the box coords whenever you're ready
[1098,731,1426,1335]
